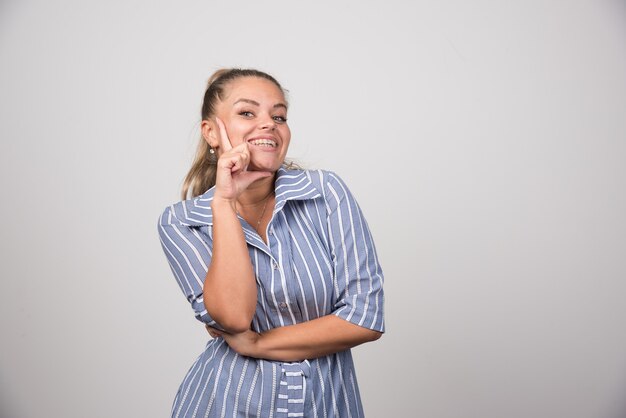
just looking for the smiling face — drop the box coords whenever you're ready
[203,76,291,173]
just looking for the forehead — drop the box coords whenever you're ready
[222,77,286,104]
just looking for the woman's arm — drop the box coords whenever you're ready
[203,118,271,333]
[203,198,258,333]
[208,315,382,362]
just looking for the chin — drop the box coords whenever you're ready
[249,159,283,173]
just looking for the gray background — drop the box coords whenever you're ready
[1,1,626,417]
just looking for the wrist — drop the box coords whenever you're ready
[249,331,267,358]
[211,197,237,214]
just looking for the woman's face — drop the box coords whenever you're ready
[207,77,291,173]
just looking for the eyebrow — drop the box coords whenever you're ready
[233,98,288,110]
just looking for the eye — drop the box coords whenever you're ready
[273,115,287,123]
[239,111,254,118]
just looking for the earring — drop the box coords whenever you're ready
[209,148,215,154]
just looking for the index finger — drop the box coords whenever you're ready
[215,117,233,152]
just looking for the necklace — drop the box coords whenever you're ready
[236,191,273,235]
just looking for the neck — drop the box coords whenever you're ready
[237,173,276,206]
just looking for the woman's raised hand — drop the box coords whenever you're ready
[213,117,272,203]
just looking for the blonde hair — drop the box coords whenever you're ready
[181,68,287,199]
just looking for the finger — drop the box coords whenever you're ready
[215,117,233,152]
[232,153,250,174]
[227,143,251,172]
[240,143,250,172]
[217,151,248,173]
[229,142,250,159]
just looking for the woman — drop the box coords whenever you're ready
[158,68,385,418]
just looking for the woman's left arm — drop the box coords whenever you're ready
[208,315,381,362]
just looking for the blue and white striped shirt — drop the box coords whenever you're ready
[158,168,385,418]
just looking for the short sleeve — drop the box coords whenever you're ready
[325,172,385,333]
[158,206,220,328]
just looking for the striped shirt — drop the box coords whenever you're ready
[158,168,385,418]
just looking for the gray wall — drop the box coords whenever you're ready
[1,1,625,417]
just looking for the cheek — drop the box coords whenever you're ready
[281,128,292,148]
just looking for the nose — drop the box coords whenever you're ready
[259,116,276,130]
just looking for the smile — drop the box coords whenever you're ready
[248,138,277,147]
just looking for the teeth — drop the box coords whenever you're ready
[249,139,277,147]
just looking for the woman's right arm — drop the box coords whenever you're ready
[202,117,271,333]
[203,198,257,333]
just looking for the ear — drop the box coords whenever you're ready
[201,119,219,149]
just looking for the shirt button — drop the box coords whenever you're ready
[278,302,288,311]
[268,229,274,236]
[272,261,279,270]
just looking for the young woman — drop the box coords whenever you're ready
[158,68,385,417]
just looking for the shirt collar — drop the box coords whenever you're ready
[179,167,322,227]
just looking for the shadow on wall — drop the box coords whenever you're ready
[0,397,21,418]
[0,378,29,418]
[610,400,626,418]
